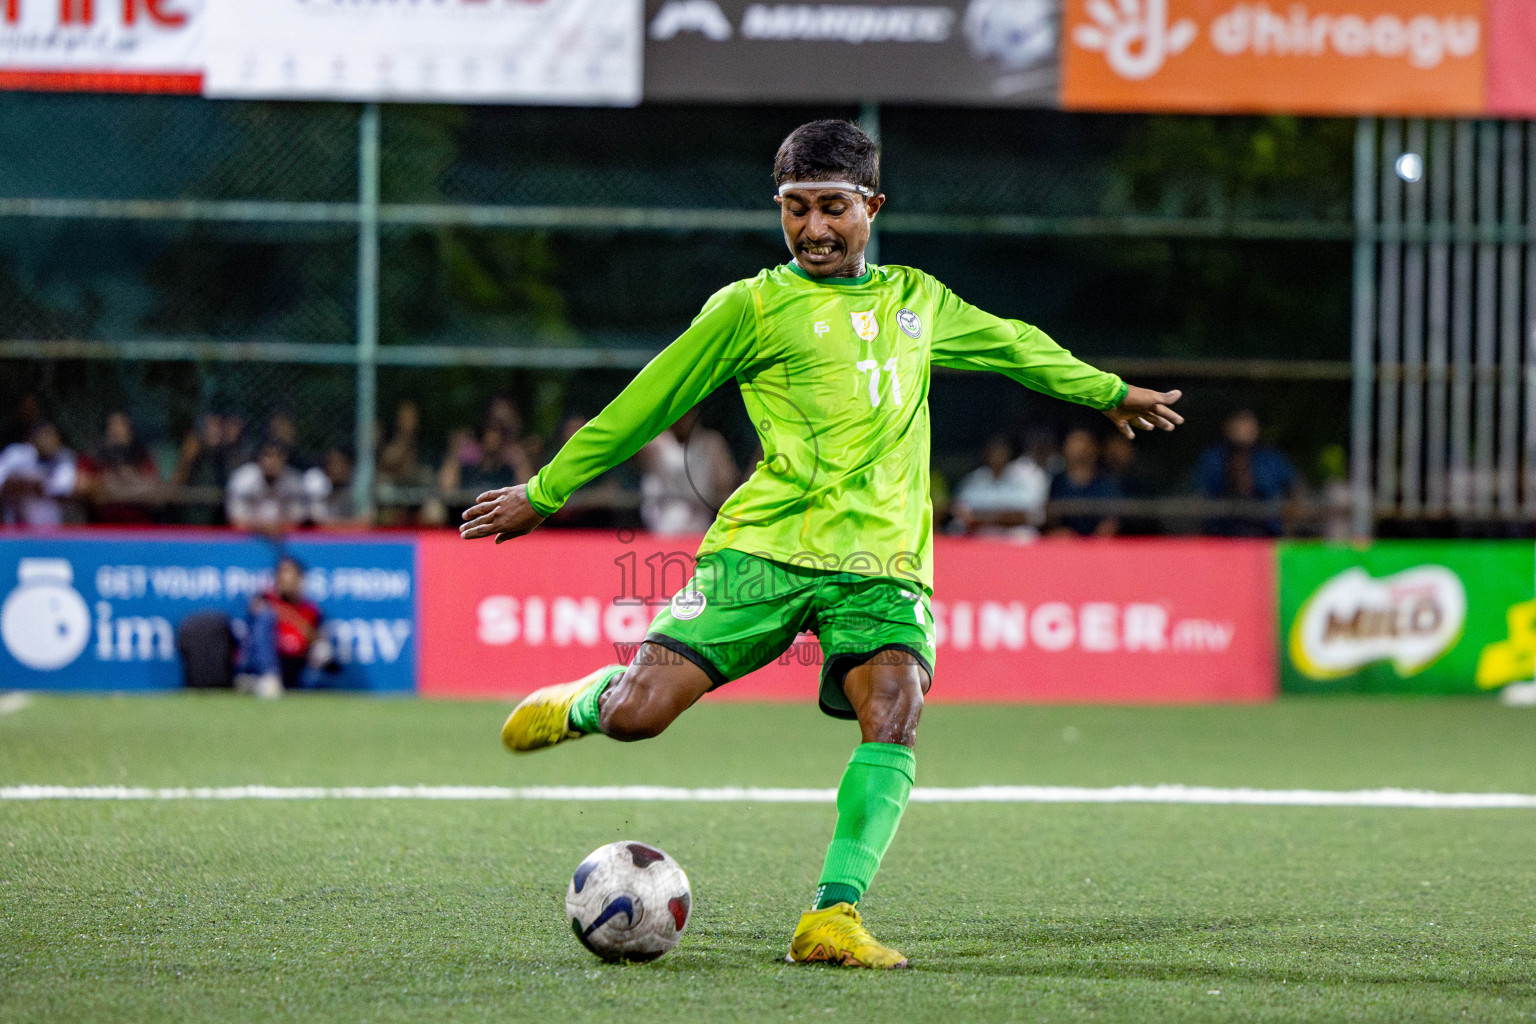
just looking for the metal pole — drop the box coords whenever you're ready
[1376,119,1403,513]
[354,103,381,521]
[1426,120,1451,514]
[1450,120,1475,515]
[1400,119,1427,516]
[1526,121,1536,516]
[859,101,881,266]
[1350,117,1378,538]
[1475,121,1498,517]
[1498,121,1522,516]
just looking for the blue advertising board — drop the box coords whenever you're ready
[0,534,416,692]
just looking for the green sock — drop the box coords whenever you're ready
[813,742,916,909]
[566,665,624,735]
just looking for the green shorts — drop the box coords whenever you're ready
[644,548,936,720]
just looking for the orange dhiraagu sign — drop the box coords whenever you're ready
[1061,0,1486,115]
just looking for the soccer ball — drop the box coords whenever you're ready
[566,841,692,963]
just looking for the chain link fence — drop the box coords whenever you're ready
[3,92,1432,535]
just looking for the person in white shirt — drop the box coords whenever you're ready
[0,422,78,527]
[950,433,1049,538]
[638,409,738,536]
[225,441,320,535]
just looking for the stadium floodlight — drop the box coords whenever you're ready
[1394,152,1424,183]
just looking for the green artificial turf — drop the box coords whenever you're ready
[1,695,1534,1022]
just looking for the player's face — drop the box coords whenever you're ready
[775,188,885,278]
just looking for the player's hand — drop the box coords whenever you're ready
[1104,386,1184,439]
[459,484,546,544]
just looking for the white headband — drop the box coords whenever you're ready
[777,180,875,197]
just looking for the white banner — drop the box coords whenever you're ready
[0,0,204,91]
[204,0,642,104]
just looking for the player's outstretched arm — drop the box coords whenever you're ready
[459,483,546,544]
[1103,386,1184,440]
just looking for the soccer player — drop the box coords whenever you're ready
[460,120,1184,968]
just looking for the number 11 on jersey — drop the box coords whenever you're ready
[855,358,902,408]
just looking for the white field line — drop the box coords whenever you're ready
[0,693,30,716]
[1,784,1534,809]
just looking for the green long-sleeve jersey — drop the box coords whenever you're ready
[525,262,1127,590]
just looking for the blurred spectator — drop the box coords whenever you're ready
[1195,409,1298,537]
[376,400,439,527]
[307,447,370,528]
[1101,432,1156,535]
[950,433,1048,538]
[439,421,535,499]
[172,413,246,525]
[1316,443,1352,541]
[5,393,45,446]
[485,394,523,438]
[0,422,79,527]
[638,409,736,536]
[1048,428,1122,538]
[264,410,305,466]
[378,400,431,488]
[233,555,332,698]
[543,415,640,529]
[78,411,161,524]
[226,441,316,535]
[1024,426,1063,477]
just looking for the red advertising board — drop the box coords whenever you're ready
[417,533,1276,704]
[1487,0,1536,116]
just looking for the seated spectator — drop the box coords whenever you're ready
[950,433,1048,538]
[378,400,431,488]
[1101,432,1156,535]
[440,422,535,499]
[0,422,79,527]
[306,446,370,528]
[172,413,245,526]
[638,409,737,536]
[538,415,641,530]
[233,555,331,697]
[226,441,316,535]
[264,410,306,467]
[1048,428,1122,537]
[1195,409,1298,537]
[78,411,161,524]
[5,392,45,446]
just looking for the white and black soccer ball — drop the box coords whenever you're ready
[566,841,692,963]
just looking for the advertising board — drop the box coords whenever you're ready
[1486,0,1536,116]
[1279,541,1535,695]
[1061,0,1486,115]
[417,533,1276,703]
[643,0,1060,104]
[204,0,642,104]
[0,534,417,692]
[0,0,202,93]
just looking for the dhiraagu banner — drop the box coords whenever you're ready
[1280,541,1535,695]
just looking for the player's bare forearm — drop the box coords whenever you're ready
[459,484,546,544]
[1103,386,1184,440]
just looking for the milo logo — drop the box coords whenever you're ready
[1290,565,1466,680]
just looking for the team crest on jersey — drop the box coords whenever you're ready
[897,308,922,338]
[849,310,879,341]
[669,588,706,621]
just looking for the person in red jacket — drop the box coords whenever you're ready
[234,555,324,698]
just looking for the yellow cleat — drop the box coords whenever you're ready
[786,902,909,969]
[500,666,619,753]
